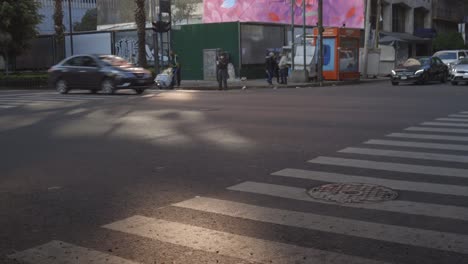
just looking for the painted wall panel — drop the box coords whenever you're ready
[204,0,364,29]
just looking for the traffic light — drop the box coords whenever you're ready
[160,0,171,14]
[152,21,171,33]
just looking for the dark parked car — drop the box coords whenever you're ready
[48,55,153,94]
[390,57,448,85]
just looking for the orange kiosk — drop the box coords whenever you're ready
[312,27,361,81]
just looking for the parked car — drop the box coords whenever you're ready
[48,55,153,94]
[450,58,468,85]
[390,57,448,85]
[433,50,468,69]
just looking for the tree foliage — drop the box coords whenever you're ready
[173,0,201,24]
[74,8,97,32]
[433,32,466,51]
[0,0,42,57]
[135,0,147,67]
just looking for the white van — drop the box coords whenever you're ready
[433,50,468,66]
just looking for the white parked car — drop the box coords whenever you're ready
[450,58,468,85]
[433,50,468,70]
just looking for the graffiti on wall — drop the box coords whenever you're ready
[204,0,364,29]
[114,37,155,65]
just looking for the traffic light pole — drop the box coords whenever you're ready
[317,0,323,86]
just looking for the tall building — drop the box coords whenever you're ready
[432,0,465,34]
[36,0,97,34]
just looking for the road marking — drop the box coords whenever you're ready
[422,122,468,127]
[103,215,388,264]
[388,133,468,142]
[0,105,14,108]
[272,168,468,196]
[308,156,468,179]
[174,197,468,254]
[405,126,468,134]
[365,139,468,151]
[227,181,468,221]
[339,147,468,163]
[436,118,468,122]
[8,240,139,264]
[449,114,468,118]
[459,111,468,114]
[0,98,85,102]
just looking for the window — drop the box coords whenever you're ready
[392,5,406,33]
[63,57,85,67]
[82,56,98,67]
[459,52,466,59]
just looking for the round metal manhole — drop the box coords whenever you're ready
[307,183,398,204]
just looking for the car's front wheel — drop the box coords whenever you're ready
[451,81,458,86]
[101,79,115,95]
[440,72,447,83]
[134,88,145,94]
[56,79,69,94]
[391,81,399,86]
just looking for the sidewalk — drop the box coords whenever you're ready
[176,77,389,90]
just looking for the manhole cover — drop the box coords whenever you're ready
[307,183,398,204]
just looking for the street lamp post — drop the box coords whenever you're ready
[68,0,74,55]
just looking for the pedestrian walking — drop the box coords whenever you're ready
[265,52,277,85]
[217,54,229,90]
[278,52,289,84]
[170,51,181,87]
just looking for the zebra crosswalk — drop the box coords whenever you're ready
[8,111,468,263]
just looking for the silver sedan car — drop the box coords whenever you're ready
[450,58,468,85]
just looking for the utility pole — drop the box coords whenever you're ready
[291,0,295,70]
[68,0,74,55]
[303,0,307,81]
[362,0,372,78]
[317,0,323,86]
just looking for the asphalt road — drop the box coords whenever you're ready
[1,81,468,264]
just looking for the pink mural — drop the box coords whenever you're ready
[203,0,365,29]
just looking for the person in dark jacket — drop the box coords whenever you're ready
[217,54,229,90]
[170,51,181,87]
[265,52,277,85]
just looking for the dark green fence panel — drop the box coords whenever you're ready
[172,22,240,80]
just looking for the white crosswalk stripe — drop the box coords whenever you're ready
[422,121,468,127]
[272,168,468,196]
[103,215,389,264]
[388,132,468,141]
[449,114,468,118]
[308,156,468,178]
[8,240,139,264]
[173,197,468,254]
[365,139,468,151]
[227,181,468,221]
[436,118,468,122]
[405,126,468,133]
[0,92,122,109]
[339,147,468,163]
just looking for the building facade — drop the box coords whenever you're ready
[36,0,97,34]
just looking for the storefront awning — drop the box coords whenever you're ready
[379,31,430,45]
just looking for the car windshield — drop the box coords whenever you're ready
[402,58,429,67]
[99,55,133,67]
[457,58,468,65]
[435,52,457,60]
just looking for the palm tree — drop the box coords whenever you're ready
[53,0,65,61]
[135,0,147,68]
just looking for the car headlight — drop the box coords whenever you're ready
[414,69,424,75]
[452,68,457,73]
[391,70,396,75]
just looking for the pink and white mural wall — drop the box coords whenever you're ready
[203,0,365,29]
